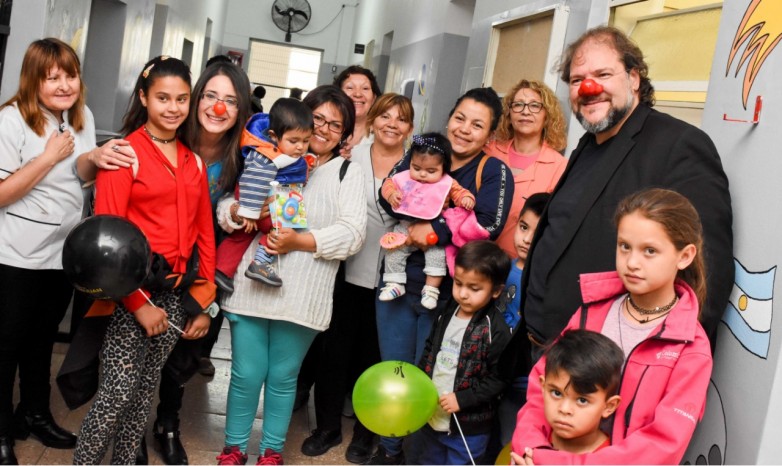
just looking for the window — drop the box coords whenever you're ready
[610,0,724,127]
[246,40,322,107]
[483,5,570,95]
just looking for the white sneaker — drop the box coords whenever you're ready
[379,282,405,301]
[421,285,440,309]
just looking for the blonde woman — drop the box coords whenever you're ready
[485,79,567,258]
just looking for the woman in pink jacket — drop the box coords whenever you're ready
[512,188,713,465]
[484,79,567,258]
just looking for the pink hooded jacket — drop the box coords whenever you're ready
[513,271,712,464]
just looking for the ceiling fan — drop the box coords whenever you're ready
[271,0,312,43]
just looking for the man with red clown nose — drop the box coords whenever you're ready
[499,24,733,393]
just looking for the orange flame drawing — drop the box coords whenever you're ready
[726,0,782,109]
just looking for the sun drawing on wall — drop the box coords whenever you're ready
[725,0,782,109]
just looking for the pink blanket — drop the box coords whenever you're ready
[443,207,489,275]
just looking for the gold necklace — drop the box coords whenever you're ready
[144,126,176,144]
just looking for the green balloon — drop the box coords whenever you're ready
[352,361,438,437]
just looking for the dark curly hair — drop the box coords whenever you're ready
[558,26,655,107]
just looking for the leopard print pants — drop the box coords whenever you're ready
[73,290,186,465]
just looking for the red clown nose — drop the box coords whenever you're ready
[578,79,604,97]
[213,101,227,115]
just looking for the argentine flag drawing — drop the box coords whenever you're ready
[722,259,776,358]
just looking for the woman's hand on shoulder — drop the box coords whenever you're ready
[133,303,169,337]
[90,139,136,170]
[181,313,211,340]
[339,142,353,160]
[43,130,75,163]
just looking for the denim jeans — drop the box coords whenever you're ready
[375,290,438,456]
[407,423,490,465]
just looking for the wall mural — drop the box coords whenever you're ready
[683,0,782,463]
[43,0,91,59]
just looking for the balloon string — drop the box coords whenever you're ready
[140,290,184,334]
[452,413,475,465]
[274,225,282,280]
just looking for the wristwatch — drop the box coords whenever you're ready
[203,301,220,318]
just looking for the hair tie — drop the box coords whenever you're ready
[412,135,446,155]
[142,56,171,79]
[142,63,154,79]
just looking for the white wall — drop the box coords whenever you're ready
[223,0,357,84]
[0,0,47,103]
[1,0,229,132]
[348,0,475,66]
[158,0,229,75]
[346,0,475,133]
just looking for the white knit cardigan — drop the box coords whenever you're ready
[218,156,367,331]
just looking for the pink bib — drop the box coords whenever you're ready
[391,171,453,219]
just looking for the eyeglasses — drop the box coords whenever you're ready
[510,101,544,114]
[313,113,344,133]
[201,91,238,108]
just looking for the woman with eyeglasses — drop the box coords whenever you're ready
[297,93,413,464]
[214,85,366,466]
[484,79,567,258]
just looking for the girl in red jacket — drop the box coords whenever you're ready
[73,56,216,464]
[512,188,713,465]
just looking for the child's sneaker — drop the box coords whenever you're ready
[378,283,405,301]
[215,270,235,293]
[245,261,283,287]
[420,285,440,309]
[217,445,247,465]
[257,448,284,465]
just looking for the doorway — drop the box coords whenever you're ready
[83,0,127,133]
[245,39,323,108]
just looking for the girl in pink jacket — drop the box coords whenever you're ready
[512,188,713,464]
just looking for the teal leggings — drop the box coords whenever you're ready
[223,312,318,453]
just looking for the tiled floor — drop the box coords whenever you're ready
[15,321,361,465]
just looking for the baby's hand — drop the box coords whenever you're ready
[438,392,460,414]
[389,191,403,209]
[461,197,475,210]
[241,217,258,234]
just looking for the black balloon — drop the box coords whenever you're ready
[62,215,152,300]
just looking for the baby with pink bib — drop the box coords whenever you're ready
[379,133,475,309]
